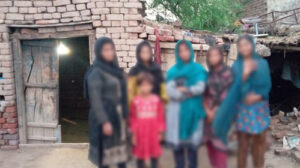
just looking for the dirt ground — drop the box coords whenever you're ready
[0,145,299,168]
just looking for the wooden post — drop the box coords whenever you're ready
[89,34,96,64]
[293,10,298,24]
[12,38,28,144]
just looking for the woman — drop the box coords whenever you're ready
[128,40,167,105]
[83,37,129,168]
[203,46,233,168]
[165,40,207,168]
[212,35,271,168]
[234,35,271,168]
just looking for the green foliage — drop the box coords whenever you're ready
[150,0,245,32]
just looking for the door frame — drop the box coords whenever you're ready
[11,29,95,144]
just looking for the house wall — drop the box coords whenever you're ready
[0,0,145,149]
[0,0,212,149]
[243,0,299,21]
[243,0,268,18]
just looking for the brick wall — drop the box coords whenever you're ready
[0,0,214,149]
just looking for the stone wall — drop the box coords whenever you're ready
[243,0,268,18]
[0,0,213,149]
[243,0,299,22]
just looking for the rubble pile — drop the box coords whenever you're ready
[270,108,300,163]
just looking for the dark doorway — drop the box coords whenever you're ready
[266,49,300,115]
[59,37,90,143]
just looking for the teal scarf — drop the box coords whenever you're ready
[212,35,271,144]
[167,40,207,140]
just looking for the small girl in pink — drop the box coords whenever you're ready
[130,72,166,168]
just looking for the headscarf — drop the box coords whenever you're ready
[204,46,233,109]
[212,34,271,144]
[167,40,207,140]
[83,37,128,118]
[129,40,164,95]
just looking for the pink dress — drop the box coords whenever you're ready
[130,95,166,159]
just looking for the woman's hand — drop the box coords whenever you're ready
[243,60,256,81]
[131,134,136,145]
[206,106,217,123]
[102,122,113,136]
[206,111,214,123]
[244,92,262,105]
[177,86,188,93]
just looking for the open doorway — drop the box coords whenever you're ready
[59,37,90,143]
[266,48,300,116]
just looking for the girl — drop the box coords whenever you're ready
[203,46,233,168]
[128,40,167,106]
[130,72,166,168]
[165,40,207,168]
[84,37,129,168]
[234,35,271,168]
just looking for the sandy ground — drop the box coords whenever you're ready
[0,145,299,168]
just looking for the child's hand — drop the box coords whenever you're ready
[158,132,164,142]
[131,134,136,146]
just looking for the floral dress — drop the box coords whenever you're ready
[236,101,270,134]
[130,95,166,159]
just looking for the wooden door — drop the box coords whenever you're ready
[21,40,60,143]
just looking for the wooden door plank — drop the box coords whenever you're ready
[12,38,28,144]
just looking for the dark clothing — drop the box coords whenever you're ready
[129,40,164,95]
[84,37,129,167]
[173,148,198,168]
[102,163,126,168]
[136,158,158,168]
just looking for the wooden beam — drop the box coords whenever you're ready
[27,136,57,141]
[11,29,95,40]
[27,122,58,128]
[160,42,209,51]
[8,21,92,28]
[12,38,27,144]
[25,82,58,89]
[271,45,300,51]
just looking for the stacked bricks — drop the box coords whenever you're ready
[0,106,18,150]
[0,10,18,149]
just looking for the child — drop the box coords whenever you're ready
[128,40,167,107]
[203,46,233,168]
[130,72,166,168]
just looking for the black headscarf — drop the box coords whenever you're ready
[129,40,164,95]
[84,37,128,118]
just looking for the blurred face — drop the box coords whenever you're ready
[178,44,190,63]
[140,46,152,63]
[238,39,253,58]
[101,43,115,62]
[139,81,153,95]
[208,49,222,67]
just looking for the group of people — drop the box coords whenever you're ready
[83,34,272,168]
